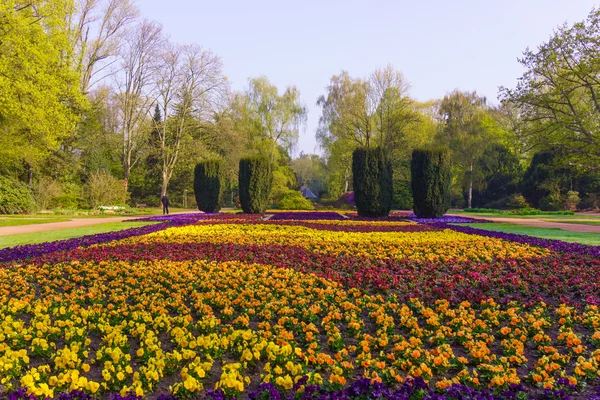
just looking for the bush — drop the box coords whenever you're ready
[274,190,314,210]
[52,181,83,209]
[506,193,529,209]
[239,156,272,214]
[484,193,530,210]
[564,191,581,211]
[194,159,223,212]
[0,176,36,214]
[510,208,574,216]
[463,208,500,213]
[521,151,572,209]
[472,144,522,208]
[33,177,63,210]
[411,148,452,218]
[352,147,393,217]
[86,171,129,208]
[580,193,600,210]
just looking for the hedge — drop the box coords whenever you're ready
[411,148,452,218]
[352,147,393,217]
[0,176,36,214]
[239,156,272,213]
[194,159,223,212]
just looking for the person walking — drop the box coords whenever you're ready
[161,194,169,215]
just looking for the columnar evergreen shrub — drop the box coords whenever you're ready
[352,147,393,217]
[194,159,223,212]
[411,148,452,218]
[239,156,272,213]
[0,176,36,214]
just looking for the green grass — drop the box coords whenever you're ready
[462,223,600,246]
[0,217,70,227]
[0,221,157,249]
[451,210,600,220]
[543,219,600,226]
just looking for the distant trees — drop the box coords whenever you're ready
[472,144,522,208]
[317,66,422,201]
[436,90,503,209]
[2,1,600,213]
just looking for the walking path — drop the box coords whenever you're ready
[0,217,145,237]
[2,211,599,236]
[450,214,600,234]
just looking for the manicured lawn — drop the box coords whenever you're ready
[462,222,600,245]
[0,221,156,248]
[451,210,600,220]
[543,219,600,226]
[0,217,69,227]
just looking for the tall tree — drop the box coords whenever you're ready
[244,77,307,162]
[317,67,424,198]
[437,90,500,208]
[500,7,600,171]
[0,0,86,182]
[67,0,138,93]
[155,45,226,197]
[115,19,163,190]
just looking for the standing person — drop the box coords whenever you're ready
[161,194,169,215]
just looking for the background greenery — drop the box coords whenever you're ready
[1,2,599,214]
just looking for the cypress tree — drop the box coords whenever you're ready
[411,148,452,218]
[239,156,272,213]
[194,159,223,212]
[352,147,393,217]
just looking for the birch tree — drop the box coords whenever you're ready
[67,0,138,93]
[116,20,163,190]
[155,45,227,197]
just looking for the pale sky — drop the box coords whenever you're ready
[137,0,597,156]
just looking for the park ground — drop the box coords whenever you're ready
[0,209,599,249]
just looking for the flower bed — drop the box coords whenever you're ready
[1,213,600,399]
[268,211,347,221]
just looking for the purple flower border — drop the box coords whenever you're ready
[435,222,600,258]
[8,376,586,400]
[269,211,347,221]
[0,220,187,264]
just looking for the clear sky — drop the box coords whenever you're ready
[137,0,597,156]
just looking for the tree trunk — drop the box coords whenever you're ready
[161,174,168,198]
[27,163,33,187]
[468,161,473,209]
[123,165,130,192]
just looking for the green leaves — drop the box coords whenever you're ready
[0,1,86,173]
[239,156,272,214]
[500,7,600,170]
[411,148,452,218]
[352,147,393,217]
[194,159,224,213]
